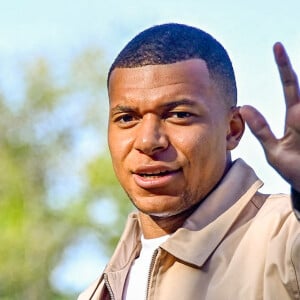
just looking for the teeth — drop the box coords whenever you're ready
[140,170,170,177]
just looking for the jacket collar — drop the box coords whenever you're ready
[105,214,142,272]
[161,159,263,267]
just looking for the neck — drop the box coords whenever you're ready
[138,205,197,239]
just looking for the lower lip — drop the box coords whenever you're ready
[132,170,181,189]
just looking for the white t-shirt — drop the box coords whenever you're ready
[122,234,169,300]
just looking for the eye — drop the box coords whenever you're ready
[112,113,139,128]
[117,114,135,123]
[164,110,197,125]
[171,111,193,118]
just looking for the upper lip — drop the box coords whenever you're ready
[132,165,180,175]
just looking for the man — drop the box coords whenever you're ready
[79,23,300,299]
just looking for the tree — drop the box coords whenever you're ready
[0,49,133,299]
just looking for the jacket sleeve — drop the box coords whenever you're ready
[291,187,300,221]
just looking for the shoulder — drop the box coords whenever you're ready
[252,192,300,239]
[258,193,293,218]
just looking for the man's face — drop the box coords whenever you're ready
[108,59,236,218]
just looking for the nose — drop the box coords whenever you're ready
[134,115,168,155]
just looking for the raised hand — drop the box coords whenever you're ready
[240,43,300,192]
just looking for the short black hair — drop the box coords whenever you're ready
[108,23,237,107]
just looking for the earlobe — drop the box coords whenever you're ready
[226,107,245,150]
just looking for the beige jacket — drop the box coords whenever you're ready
[79,159,300,300]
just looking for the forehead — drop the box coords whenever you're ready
[108,59,212,98]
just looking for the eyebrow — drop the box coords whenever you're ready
[111,99,198,114]
[159,99,198,110]
[110,105,136,114]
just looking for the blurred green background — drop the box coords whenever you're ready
[0,48,133,298]
[1,0,299,298]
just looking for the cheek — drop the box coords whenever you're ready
[177,130,212,160]
[108,133,140,192]
[109,129,133,160]
[186,134,228,198]
[183,129,228,172]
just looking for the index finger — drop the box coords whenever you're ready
[273,42,300,108]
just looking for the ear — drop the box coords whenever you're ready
[226,107,245,150]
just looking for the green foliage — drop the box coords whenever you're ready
[0,50,133,299]
[85,154,134,254]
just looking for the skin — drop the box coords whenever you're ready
[241,43,300,192]
[107,43,300,238]
[108,59,244,238]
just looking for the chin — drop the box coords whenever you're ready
[138,204,194,219]
[147,210,180,219]
[135,205,176,217]
[130,191,200,219]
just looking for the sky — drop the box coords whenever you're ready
[1,0,300,295]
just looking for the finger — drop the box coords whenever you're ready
[240,105,277,151]
[286,102,300,134]
[273,42,300,108]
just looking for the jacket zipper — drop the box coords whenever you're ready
[104,273,115,300]
[145,248,159,300]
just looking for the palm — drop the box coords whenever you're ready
[240,43,300,191]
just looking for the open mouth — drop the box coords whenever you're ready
[132,168,181,188]
[138,170,173,178]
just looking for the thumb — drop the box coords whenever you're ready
[240,105,277,151]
